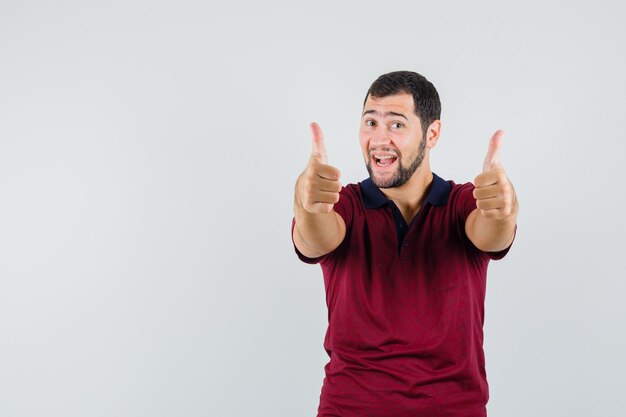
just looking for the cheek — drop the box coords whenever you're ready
[395,134,415,150]
[391,131,408,141]
[359,137,371,163]
[358,133,369,150]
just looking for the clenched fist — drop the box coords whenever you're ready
[295,122,342,215]
[472,131,518,220]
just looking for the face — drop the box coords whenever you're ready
[359,93,427,188]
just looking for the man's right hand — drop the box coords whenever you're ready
[295,122,342,214]
[292,122,346,259]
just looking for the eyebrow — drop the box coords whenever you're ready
[362,110,408,121]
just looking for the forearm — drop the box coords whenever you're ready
[293,122,345,258]
[293,196,345,258]
[469,209,517,252]
[471,151,519,253]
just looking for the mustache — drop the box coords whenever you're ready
[368,147,402,158]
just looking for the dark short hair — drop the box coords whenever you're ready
[364,71,441,135]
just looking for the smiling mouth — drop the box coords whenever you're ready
[373,155,398,168]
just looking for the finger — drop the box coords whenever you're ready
[482,130,504,173]
[473,184,500,200]
[474,168,504,188]
[315,163,341,181]
[479,208,502,219]
[310,122,328,164]
[312,191,341,205]
[476,196,502,211]
[314,177,342,193]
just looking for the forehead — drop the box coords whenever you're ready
[363,93,417,118]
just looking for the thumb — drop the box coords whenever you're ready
[310,122,328,164]
[482,130,504,172]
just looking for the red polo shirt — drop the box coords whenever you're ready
[293,173,514,417]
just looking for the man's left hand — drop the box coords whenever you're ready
[472,130,518,220]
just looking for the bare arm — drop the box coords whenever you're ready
[293,192,346,258]
[465,131,519,252]
[465,199,518,252]
[292,123,346,258]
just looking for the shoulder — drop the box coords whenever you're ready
[448,180,475,201]
[332,182,362,227]
[342,182,361,195]
[434,178,477,222]
[428,174,475,207]
[336,182,363,207]
[344,182,359,190]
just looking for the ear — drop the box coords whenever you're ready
[425,120,441,149]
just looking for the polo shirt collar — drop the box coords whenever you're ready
[361,172,452,209]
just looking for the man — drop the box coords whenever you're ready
[292,71,518,417]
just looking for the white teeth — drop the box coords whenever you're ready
[375,155,395,160]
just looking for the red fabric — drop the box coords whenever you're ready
[293,177,513,417]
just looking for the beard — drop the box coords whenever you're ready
[366,136,427,189]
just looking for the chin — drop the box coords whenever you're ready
[371,174,400,189]
[367,165,395,187]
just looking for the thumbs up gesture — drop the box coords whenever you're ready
[472,131,518,220]
[295,122,342,214]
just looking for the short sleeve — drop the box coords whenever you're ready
[455,183,480,223]
[291,185,355,264]
[453,182,515,260]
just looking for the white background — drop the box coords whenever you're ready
[1,1,625,416]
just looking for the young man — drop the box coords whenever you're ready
[292,71,518,417]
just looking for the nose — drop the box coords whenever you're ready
[369,126,392,149]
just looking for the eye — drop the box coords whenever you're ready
[390,121,404,129]
[365,120,376,127]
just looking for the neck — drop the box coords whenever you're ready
[380,166,433,224]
